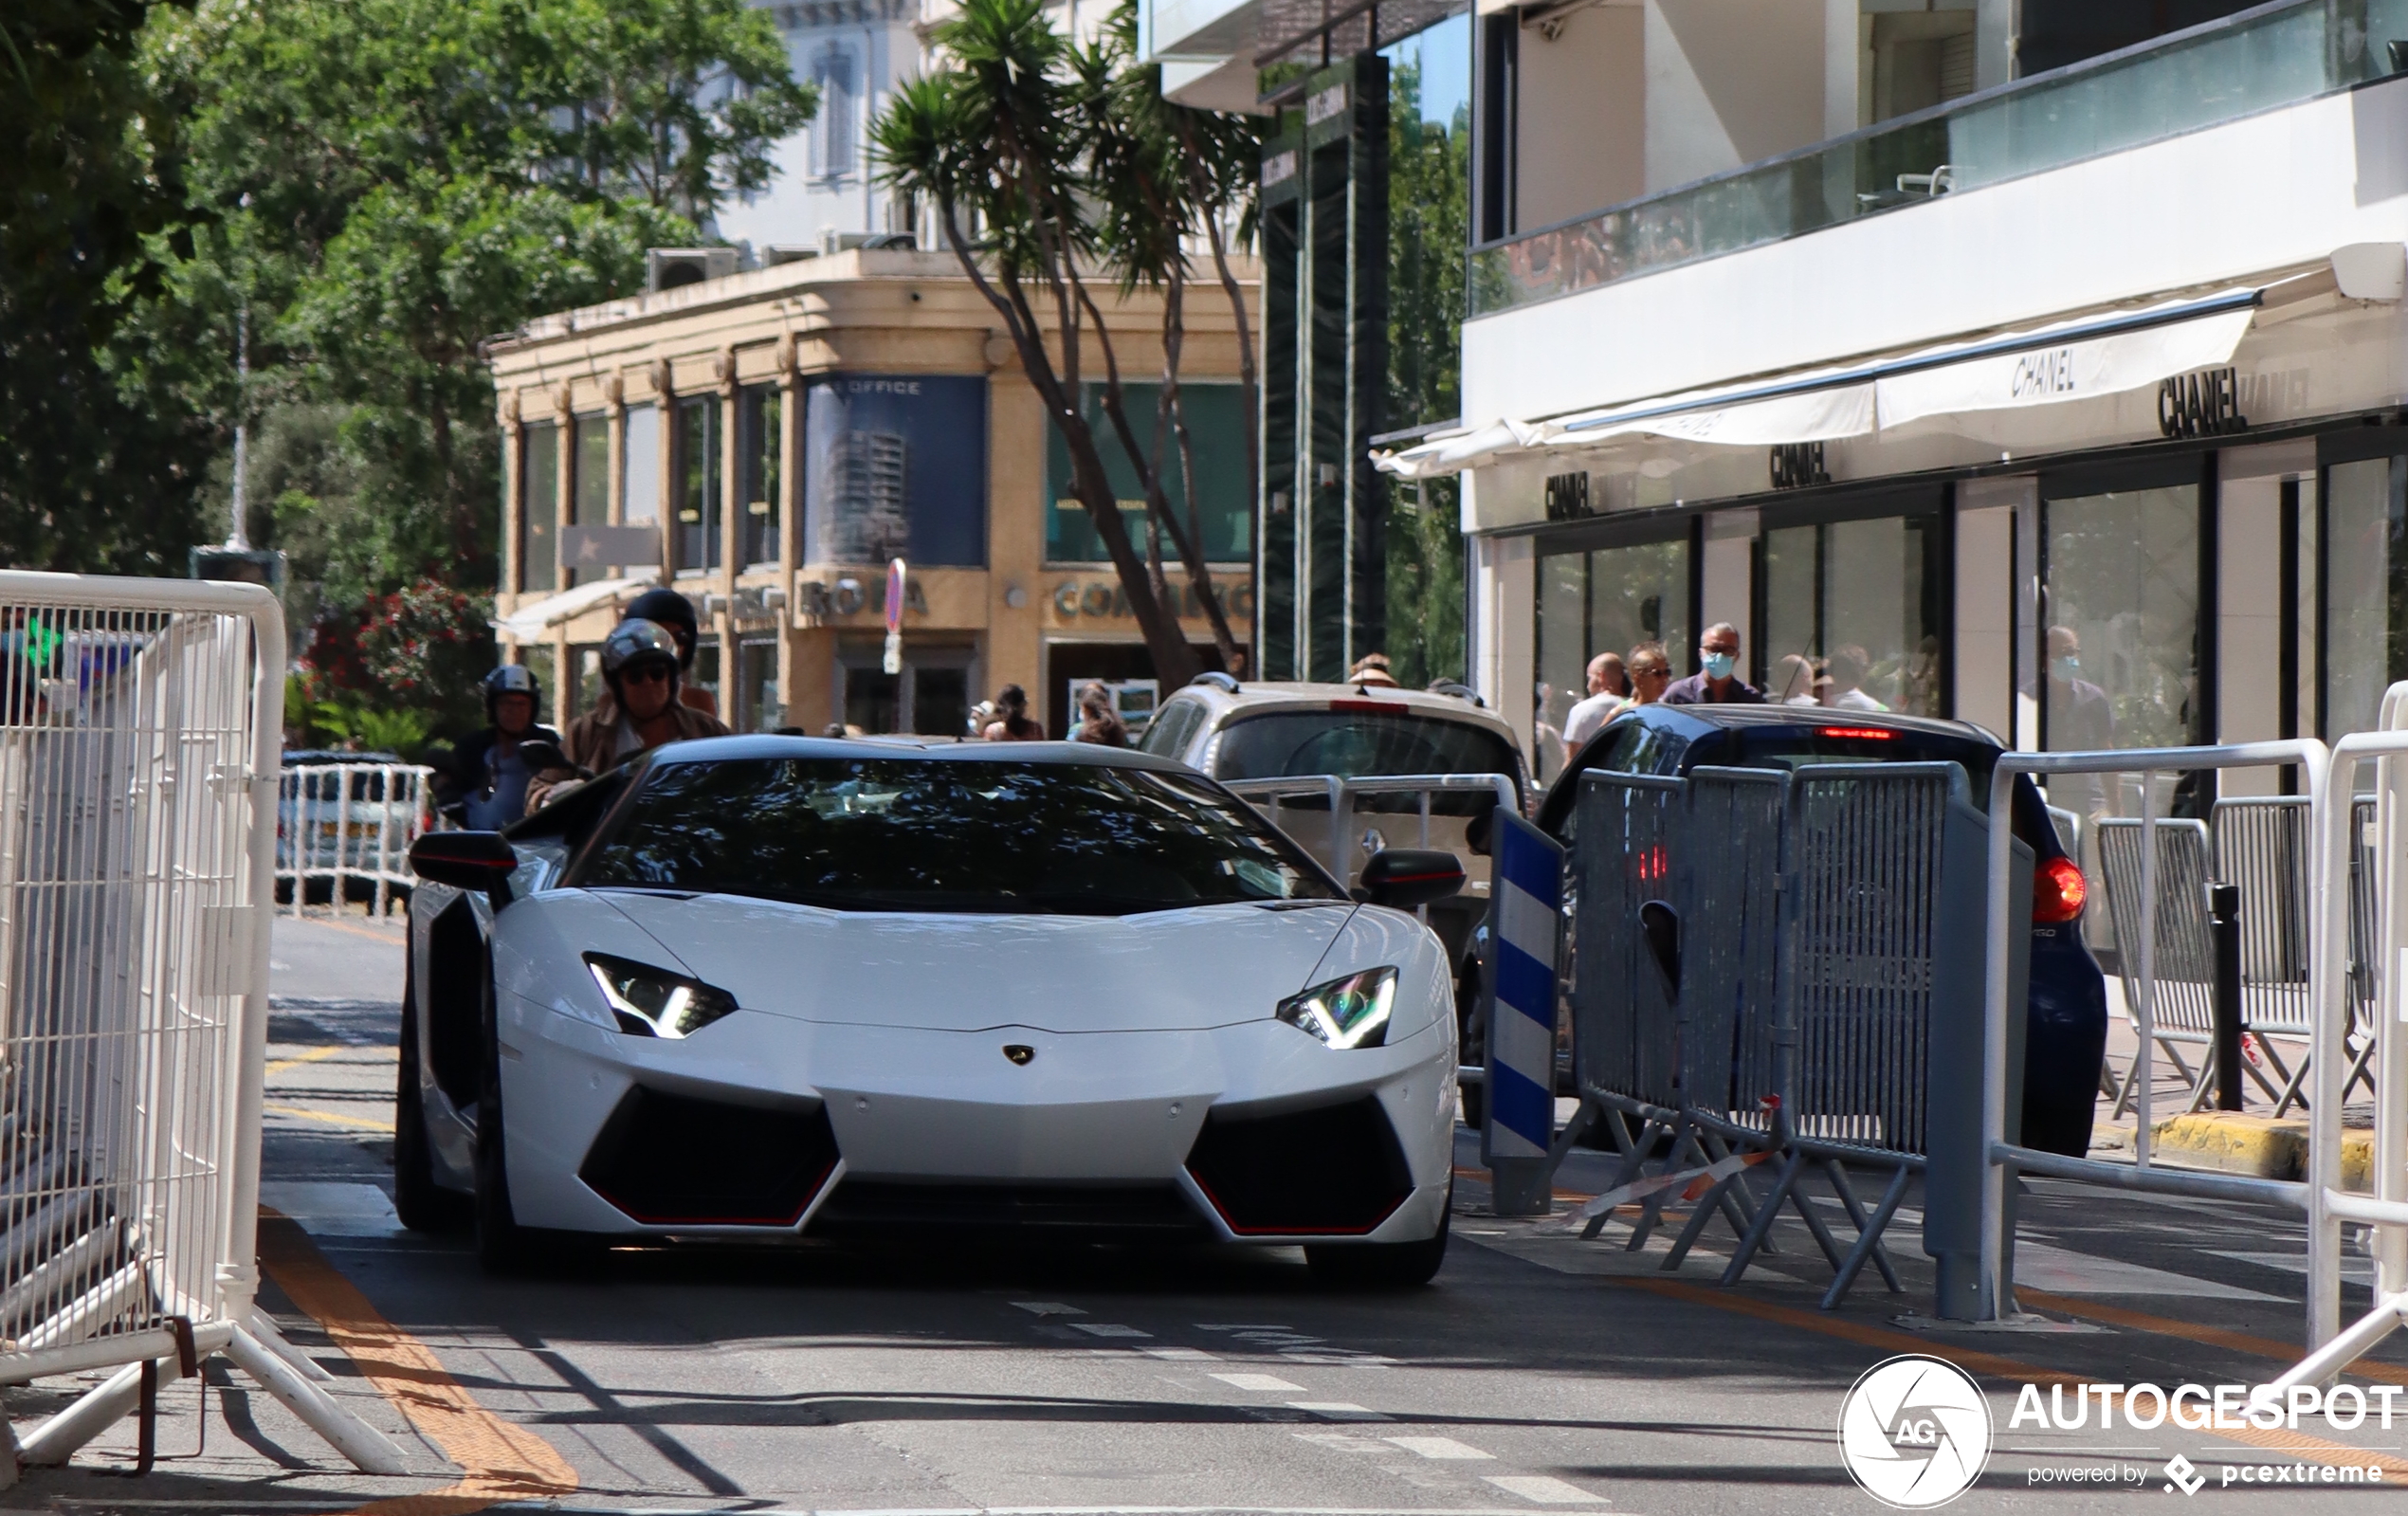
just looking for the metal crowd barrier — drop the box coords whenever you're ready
[1557,762,1996,1314]
[276,761,436,919]
[0,574,401,1475]
[1221,773,1519,892]
[1979,739,2330,1339]
[2273,685,2408,1388]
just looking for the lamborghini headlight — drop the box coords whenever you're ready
[584,953,739,1039]
[1275,966,1398,1050]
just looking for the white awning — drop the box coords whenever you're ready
[1373,287,2263,480]
[493,575,658,642]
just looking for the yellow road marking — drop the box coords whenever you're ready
[266,1045,348,1078]
[2017,1288,2408,1386]
[288,913,410,945]
[265,1104,397,1134]
[1612,1275,2408,1473]
[257,1214,579,1514]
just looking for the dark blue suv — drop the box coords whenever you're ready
[1537,703,2108,1158]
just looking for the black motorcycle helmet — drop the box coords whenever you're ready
[481,663,541,722]
[621,588,700,670]
[600,619,682,696]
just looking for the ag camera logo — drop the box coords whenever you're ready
[1838,1355,1993,1507]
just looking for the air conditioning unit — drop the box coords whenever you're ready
[761,245,820,267]
[646,247,740,293]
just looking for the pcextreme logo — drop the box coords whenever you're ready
[1837,1355,1993,1508]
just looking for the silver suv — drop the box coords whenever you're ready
[1140,674,1528,1083]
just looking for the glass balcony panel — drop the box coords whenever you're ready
[1470,0,2402,319]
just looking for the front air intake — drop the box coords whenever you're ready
[579,1087,838,1226]
[1183,1095,1413,1235]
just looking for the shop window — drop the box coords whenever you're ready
[1045,384,1252,566]
[2322,455,2403,742]
[802,374,987,567]
[519,421,558,593]
[739,385,783,568]
[573,644,605,719]
[676,395,721,575]
[1759,513,1945,716]
[1533,536,1688,783]
[2040,480,2202,818]
[569,414,609,587]
[691,636,721,713]
[739,636,781,731]
[623,403,661,530]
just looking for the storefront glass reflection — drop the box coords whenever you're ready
[1759,515,1944,715]
[2323,456,2403,743]
[2041,483,2200,817]
[1533,536,1688,782]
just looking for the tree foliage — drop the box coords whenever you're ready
[1382,60,1468,688]
[874,0,1259,686]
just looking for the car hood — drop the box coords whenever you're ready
[585,890,1363,1034]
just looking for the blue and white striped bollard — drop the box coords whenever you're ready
[1484,810,1563,1215]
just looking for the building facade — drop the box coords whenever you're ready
[486,247,1257,737]
[1377,0,2408,802]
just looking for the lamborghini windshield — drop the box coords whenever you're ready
[572,758,1345,914]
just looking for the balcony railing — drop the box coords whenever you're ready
[1469,0,2408,320]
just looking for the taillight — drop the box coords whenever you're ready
[1634,843,1669,882]
[2034,854,2087,923]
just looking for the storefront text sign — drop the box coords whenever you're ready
[2157,367,2249,439]
[1051,578,1255,621]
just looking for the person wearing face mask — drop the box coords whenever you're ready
[1663,622,1763,705]
[2046,625,2115,815]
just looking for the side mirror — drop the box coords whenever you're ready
[1639,899,1681,1002]
[410,831,520,892]
[1354,849,1465,910]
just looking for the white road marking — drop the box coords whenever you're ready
[1484,1474,1609,1504]
[1143,1345,1220,1361]
[1289,1401,1391,1421]
[1011,1301,1086,1316]
[1069,1322,1153,1338]
[1209,1372,1306,1392]
[1195,1323,1293,1330]
[1293,1432,1400,1453]
[1387,1436,1495,1460]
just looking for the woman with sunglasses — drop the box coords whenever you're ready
[524,619,730,814]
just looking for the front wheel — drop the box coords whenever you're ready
[1305,1189,1450,1288]
[1456,968,1487,1129]
[473,979,594,1275]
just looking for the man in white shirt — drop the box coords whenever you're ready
[1560,652,1631,754]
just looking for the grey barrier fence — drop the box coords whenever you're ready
[1557,761,2002,1316]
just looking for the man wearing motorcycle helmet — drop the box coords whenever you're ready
[619,588,720,718]
[524,619,728,813]
[441,665,564,830]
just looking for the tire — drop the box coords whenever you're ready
[393,964,470,1233]
[1305,1188,1450,1289]
[472,973,593,1275]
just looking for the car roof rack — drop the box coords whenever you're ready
[1190,670,1240,693]
[1427,680,1483,707]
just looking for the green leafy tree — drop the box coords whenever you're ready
[122,0,811,735]
[0,0,212,574]
[876,0,1246,687]
[1383,62,1468,687]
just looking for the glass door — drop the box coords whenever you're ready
[1758,508,1946,715]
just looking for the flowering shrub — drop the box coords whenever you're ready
[295,580,494,750]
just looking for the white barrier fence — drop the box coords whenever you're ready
[276,761,436,918]
[0,574,400,1476]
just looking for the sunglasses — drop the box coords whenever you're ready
[1632,667,1669,679]
[621,664,673,685]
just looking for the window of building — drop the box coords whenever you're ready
[802,374,987,567]
[675,395,721,575]
[1534,533,1689,783]
[623,402,661,530]
[519,420,559,593]
[2039,475,2203,817]
[1044,384,1252,565]
[739,384,783,568]
[739,636,781,731]
[1759,507,1946,716]
[2322,454,2402,742]
[812,44,857,179]
[569,413,609,587]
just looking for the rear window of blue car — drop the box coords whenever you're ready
[570,758,1346,914]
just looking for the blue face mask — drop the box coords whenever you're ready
[1701,651,1736,681]
[2052,654,2080,680]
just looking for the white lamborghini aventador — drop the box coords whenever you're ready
[400,737,1465,1284]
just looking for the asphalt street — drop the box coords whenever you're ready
[7,910,2408,1514]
